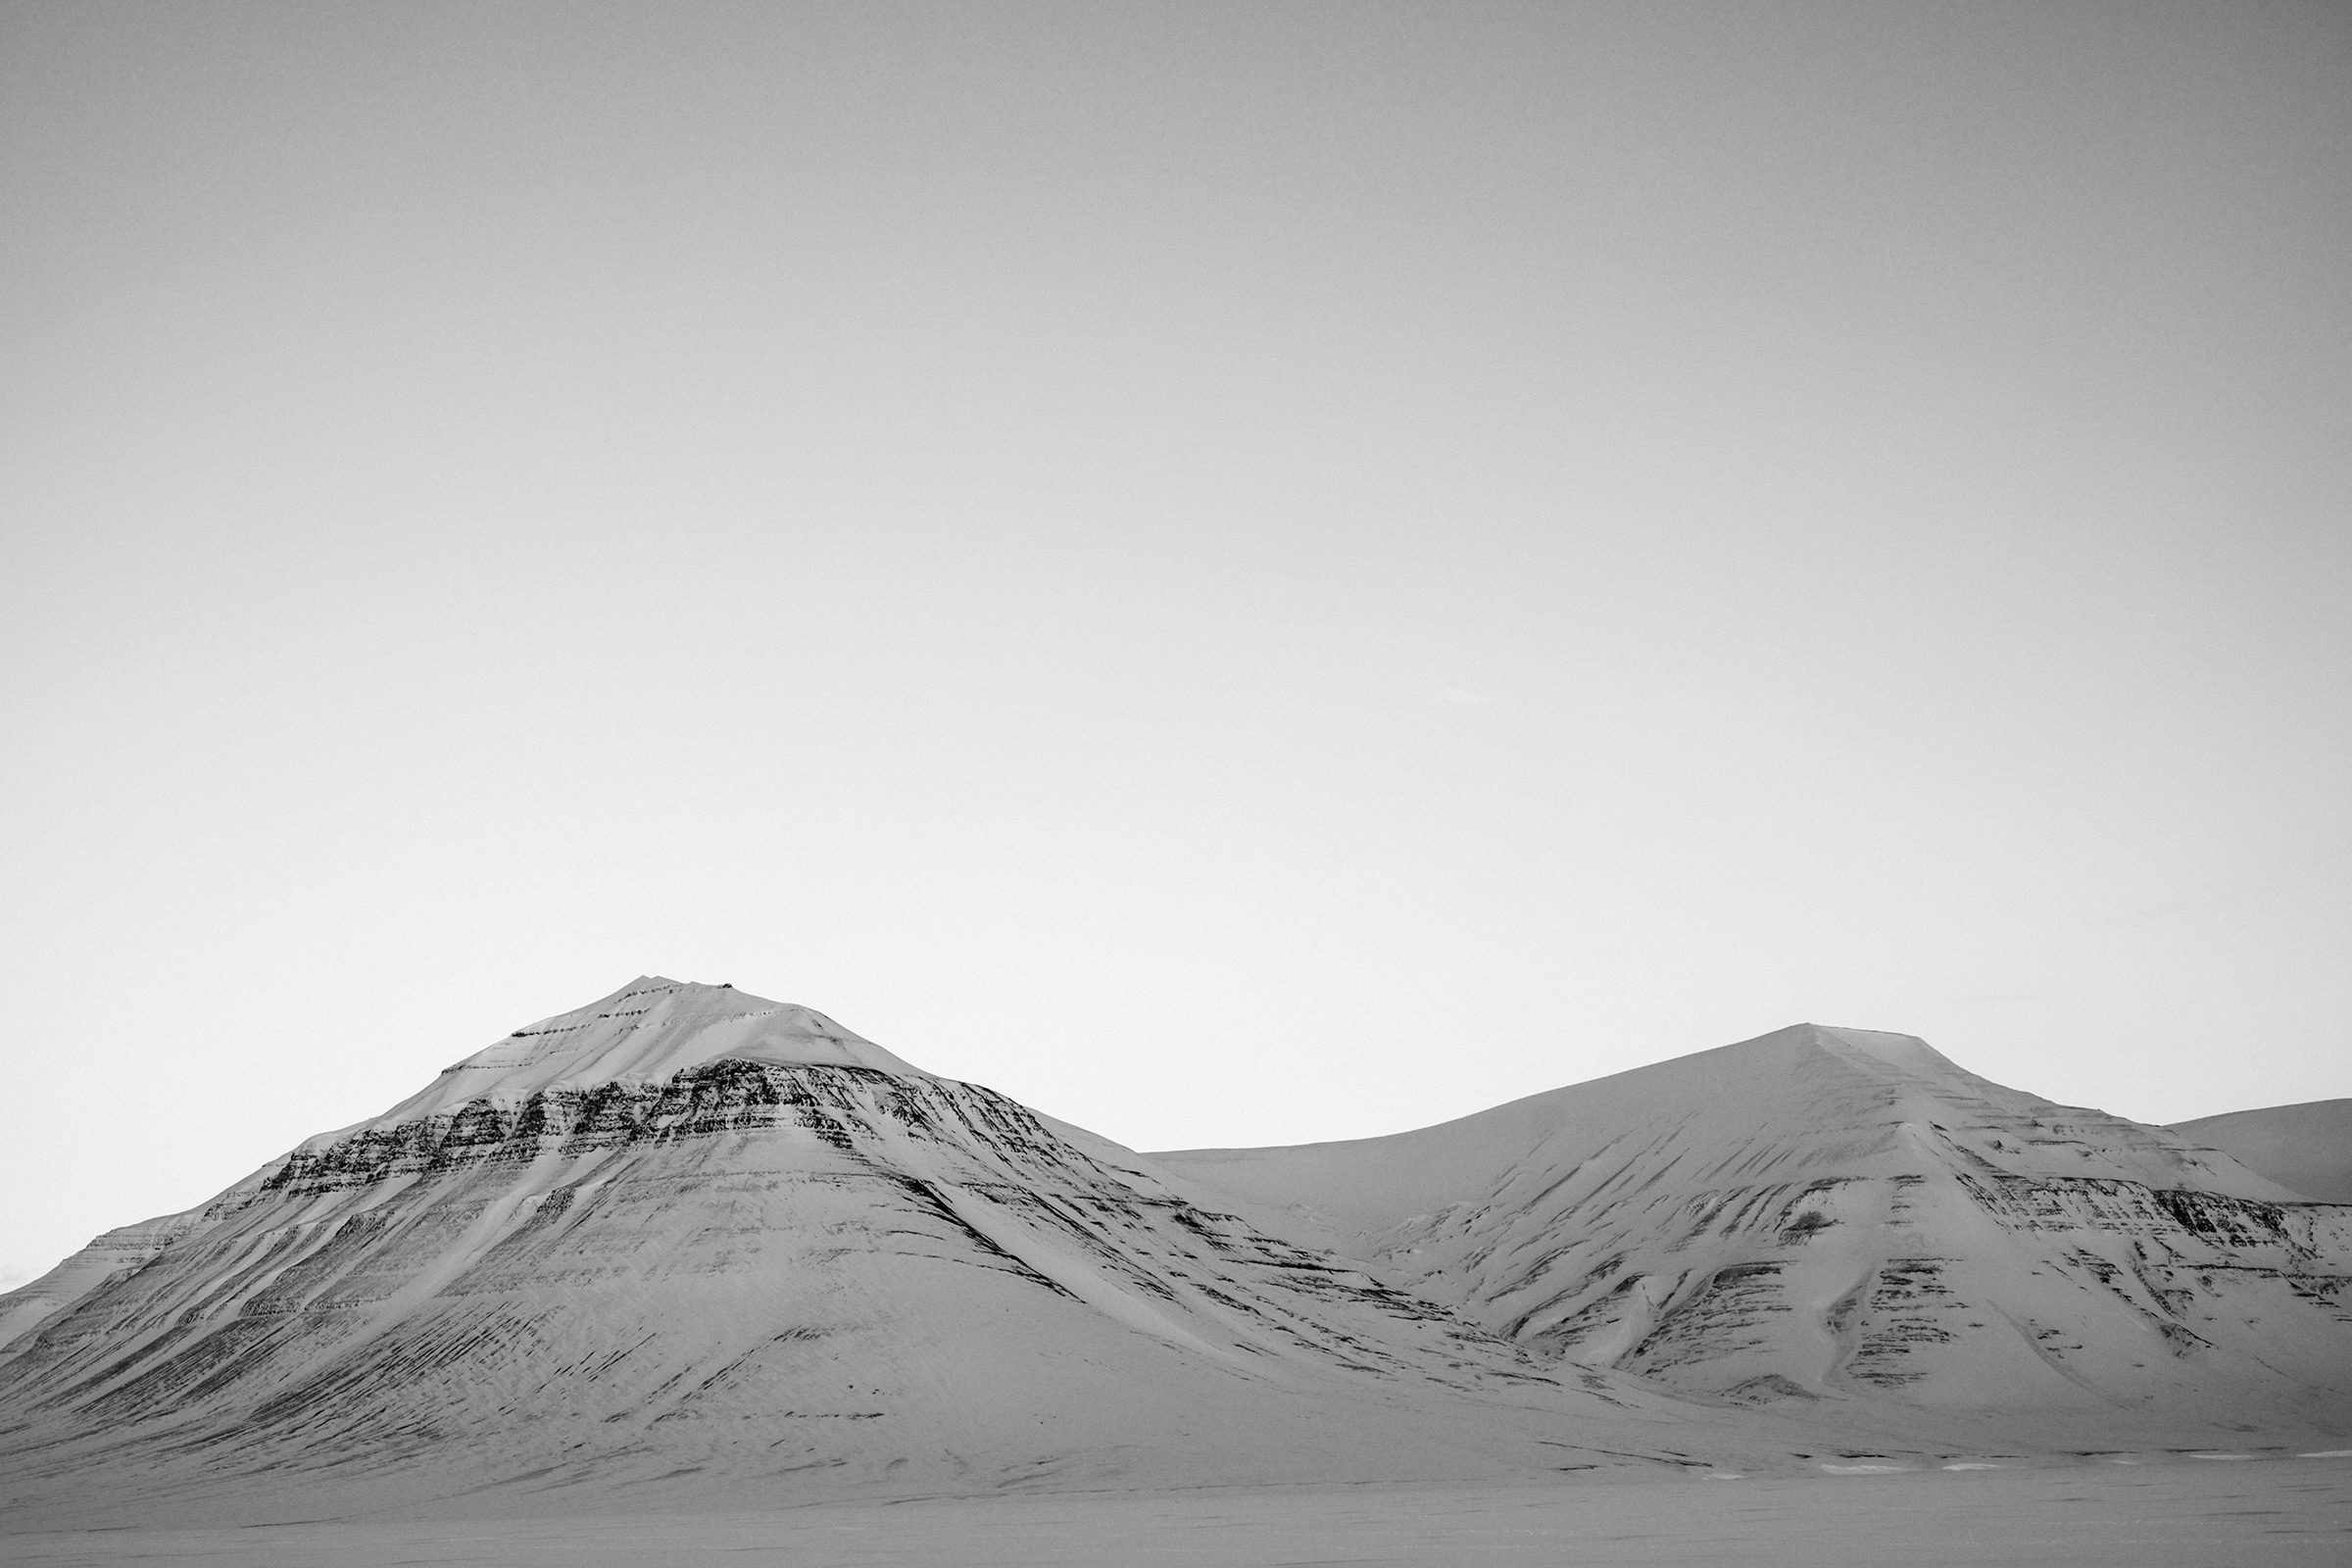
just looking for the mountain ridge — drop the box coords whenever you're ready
[2170,1099,2352,1203]
[1151,1023,2350,1419]
[1150,1022,2297,1236]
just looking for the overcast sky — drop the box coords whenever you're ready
[4,0,2348,1289]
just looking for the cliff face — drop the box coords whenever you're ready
[0,981,1694,1524]
[1156,1025,2352,1425]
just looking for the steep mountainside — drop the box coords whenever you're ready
[2172,1100,2352,1204]
[0,980,1724,1525]
[1155,1025,2352,1425]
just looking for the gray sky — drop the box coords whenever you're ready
[4,1,2348,1288]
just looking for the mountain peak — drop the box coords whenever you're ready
[1773,1021,1970,1079]
[310,975,924,1146]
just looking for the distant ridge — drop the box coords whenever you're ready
[2172,1099,2352,1203]
[1154,1023,2352,1422]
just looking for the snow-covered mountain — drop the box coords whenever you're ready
[1154,1024,2352,1425]
[2172,1099,2352,1204]
[0,980,1724,1524]
[8,995,2346,1527]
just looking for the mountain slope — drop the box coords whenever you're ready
[2171,1100,2352,1204]
[0,980,1720,1525]
[1154,1024,2352,1424]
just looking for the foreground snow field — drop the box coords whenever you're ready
[4,1457,2347,1567]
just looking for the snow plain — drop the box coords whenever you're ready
[4,1458,2348,1566]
